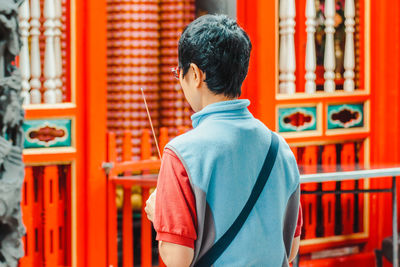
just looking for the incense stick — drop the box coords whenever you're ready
[140,88,162,159]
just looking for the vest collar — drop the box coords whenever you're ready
[191,99,251,128]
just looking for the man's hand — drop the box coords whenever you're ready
[144,189,156,222]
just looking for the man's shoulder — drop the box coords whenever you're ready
[166,127,210,151]
[168,118,271,147]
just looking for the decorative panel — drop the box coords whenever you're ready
[327,103,364,129]
[23,119,72,148]
[278,106,317,132]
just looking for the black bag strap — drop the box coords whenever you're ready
[194,132,280,267]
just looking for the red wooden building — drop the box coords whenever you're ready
[17,0,400,266]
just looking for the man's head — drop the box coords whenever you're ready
[177,14,252,111]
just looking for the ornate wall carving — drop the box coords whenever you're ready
[0,0,26,266]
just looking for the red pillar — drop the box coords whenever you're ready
[75,0,108,265]
[368,0,400,253]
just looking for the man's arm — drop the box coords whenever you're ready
[288,205,302,262]
[145,149,197,266]
[146,191,194,267]
[288,236,300,263]
[159,241,194,267]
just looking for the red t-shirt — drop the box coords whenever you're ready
[154,148,303,249]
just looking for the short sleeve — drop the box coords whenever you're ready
[294,205,303,238]
[154,149,197,249]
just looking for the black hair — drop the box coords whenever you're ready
[178,14,252,98]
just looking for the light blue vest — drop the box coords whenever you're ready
[166,100,300,267]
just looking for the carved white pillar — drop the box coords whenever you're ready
[19,0,31,104]
[54,0,63,102]
[30,0,42,104]
[279,0,288,93]
[324,0,336,92]
[43,0,57,104]
[305,0,316,93]
[286,0,296,94]
[344,0,355,92]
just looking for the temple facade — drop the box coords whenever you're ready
[5,0,400,266]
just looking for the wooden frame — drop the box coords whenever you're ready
[278,0,372,253]
[22,0,108,266]
[237,0,400,262]
[22,0,76,265]
[237,0,374,257]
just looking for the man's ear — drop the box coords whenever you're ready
[190,63,204,88]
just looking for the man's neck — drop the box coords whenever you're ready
[200,93,236,111]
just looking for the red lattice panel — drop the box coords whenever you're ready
[20,165,71,267]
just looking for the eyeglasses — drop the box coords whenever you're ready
[171,66,180,80]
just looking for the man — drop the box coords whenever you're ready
[145,14,302,267]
